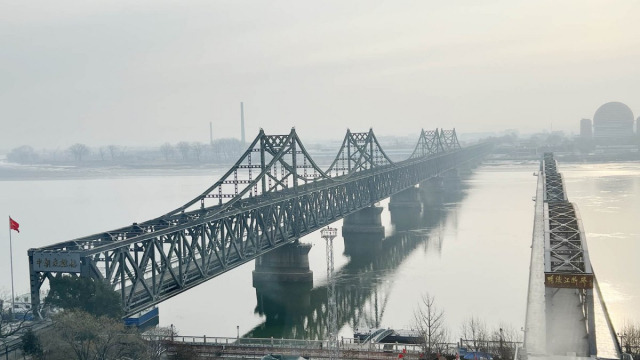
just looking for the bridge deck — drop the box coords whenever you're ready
[524,169,547,355]
[525,154,621,360]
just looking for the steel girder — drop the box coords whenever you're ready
[542,153,590,274]
[544,202,592,274]
[327,129,394,177]
[541,152,597,356]
[29,128,492,317]
[409,128,461,159]
[440,129,461,150]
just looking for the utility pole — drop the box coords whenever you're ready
[321,227,338,360]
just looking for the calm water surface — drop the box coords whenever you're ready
[0,161,637,339]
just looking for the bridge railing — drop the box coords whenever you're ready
[145,334,464,354]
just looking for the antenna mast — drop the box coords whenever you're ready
[321,226,338,360]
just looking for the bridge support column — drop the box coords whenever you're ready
[342,206,385,255]
[389,187,422,231]
[442,168,460,188]
[458,160,475,177]
[252,243,312,321]
[389,187,421,212]
[252,243,313,288]
[419,177,444,206]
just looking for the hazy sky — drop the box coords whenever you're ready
[2,1,639,149]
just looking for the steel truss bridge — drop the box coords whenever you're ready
[29,128,491,317]
[524,153,621,360]
[248,188,462,340]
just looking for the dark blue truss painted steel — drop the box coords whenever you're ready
[28,128,491,317]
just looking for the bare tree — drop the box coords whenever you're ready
[144,326,174,360]
[108,145,119,161]
[43,310,145,360]
[68,143,90,162]
[0,308,29,339]
[160,143,174,161]
[414,293,449,358]
[620,323,640,355]
[488,324,520,360]
[176,141,191,161]
[6,145,38,163]
[98,147,107,161]
[211,138,242,162]
[460,316,489,352]
[192,142,204,162]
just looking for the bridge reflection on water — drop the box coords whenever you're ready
[248,178,466,340]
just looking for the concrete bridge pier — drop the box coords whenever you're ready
[342,206,385,255]
[458,159,477,176]
[389,187,422,231]
[442,168,461,187]
[252,243,313,309]
[419,177,444,206]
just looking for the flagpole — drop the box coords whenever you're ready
[8,216,15,317]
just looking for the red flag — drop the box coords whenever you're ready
[398,354,404,359]
[9,217,19,233]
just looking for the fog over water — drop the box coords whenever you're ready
[1,160,637,339]
[2,1,640,149]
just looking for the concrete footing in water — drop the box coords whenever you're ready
[342,205,385,255]
[389,187,422,230]
[252,243,313,310]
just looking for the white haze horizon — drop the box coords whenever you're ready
[1,1,639,149]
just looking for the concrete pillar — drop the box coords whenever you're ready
[389,187,422,231]
[253,243,313,311]
[389,186,422,212]
[443,168,460,181]
[458,161,474,176]
[342,206,385,256]
[419,177,444,207]
[252,243,313,288]
[342,206,384,238]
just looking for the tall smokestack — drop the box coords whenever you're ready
[240,102,246,146]
[209,121,213,145]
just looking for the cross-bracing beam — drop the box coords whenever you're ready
[29,128,491,317]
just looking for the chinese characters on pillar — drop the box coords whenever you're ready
[544,272,593,289]
[32,253,82,273]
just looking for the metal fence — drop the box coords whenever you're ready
[145,334,466,355]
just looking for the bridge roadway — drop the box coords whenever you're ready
[28,128,492,317]
[524,153,621,360]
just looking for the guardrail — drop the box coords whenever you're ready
[143,335,465,355]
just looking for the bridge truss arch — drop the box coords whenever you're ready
[29,127,491,317]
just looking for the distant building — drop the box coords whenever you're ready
[580,118,592,139]
[637,117,640,135]
[593,102,635,139]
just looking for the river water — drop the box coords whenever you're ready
[0,160,637,340]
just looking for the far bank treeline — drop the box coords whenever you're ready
[6,139,246,165]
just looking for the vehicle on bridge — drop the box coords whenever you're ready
[354,328,422,344]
